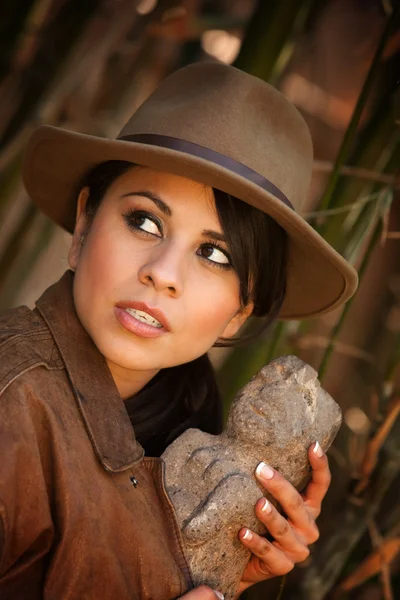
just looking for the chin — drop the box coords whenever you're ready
[102,335,174,370]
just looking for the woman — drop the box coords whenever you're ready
[0,62,358,599]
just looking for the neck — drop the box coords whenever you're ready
[105,359,160,400]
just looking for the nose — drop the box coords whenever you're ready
[137,242,184,297]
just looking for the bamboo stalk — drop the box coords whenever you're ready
[0,1,36,81]
[234,0,319,83]
[0,211,54,309]
[0,155,23,225]
[318,217,383,380]
[0,0,99,149]
[318,7,400,212]
[318,104,399,249]
[0,203,37,291]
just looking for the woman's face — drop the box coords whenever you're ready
[69,166,251,398]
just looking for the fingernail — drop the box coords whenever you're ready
[256,461,274,480]
[242,528,253,541]
[313,441,323,457]
[213,591,224,600]
[261,498,272,513]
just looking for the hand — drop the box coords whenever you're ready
[179,585,224,599]
[236,441,330,594]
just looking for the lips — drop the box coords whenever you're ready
[115,301,171,331]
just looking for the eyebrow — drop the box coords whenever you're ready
[120,191,172,216]
[202,229,226,243]
[121,190,226,243]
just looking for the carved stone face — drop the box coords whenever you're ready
[225,357,332,451]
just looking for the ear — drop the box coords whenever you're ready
[220,302,254,340]
[68,187,90,271]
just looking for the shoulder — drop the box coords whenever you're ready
[0,304,64,397]
[0,308,61,574]
[0,307,67,481]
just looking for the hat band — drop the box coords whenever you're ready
[119,133,294,211]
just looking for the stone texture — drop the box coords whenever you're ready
[161,356,342,599]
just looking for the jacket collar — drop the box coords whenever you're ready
[35,270,144,472]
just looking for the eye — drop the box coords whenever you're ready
[198,243,231,269]
[123,210,162,237]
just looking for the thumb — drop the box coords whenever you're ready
[179,585,224,599]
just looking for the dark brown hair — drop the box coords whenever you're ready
[78,160,288,454]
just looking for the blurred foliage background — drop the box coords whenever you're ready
[1,0,400,598]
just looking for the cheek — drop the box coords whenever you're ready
[78,217,130,290]
[72,219,124,325]
[166,286,239,365]
[182,273,241,339]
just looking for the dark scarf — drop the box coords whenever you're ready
[124,354,223,457]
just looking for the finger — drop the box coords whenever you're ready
[302,442,331,518]
[255,462,314,536]
[179,585,224,599]
[239,528,295,577]
[255,498,312,559]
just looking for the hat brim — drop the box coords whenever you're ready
[23,125,358,320]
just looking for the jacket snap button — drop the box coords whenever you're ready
[130,476,139,488]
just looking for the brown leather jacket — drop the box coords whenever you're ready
[0,271,192,599]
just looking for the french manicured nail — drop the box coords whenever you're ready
[313,441,323,457]
[213,591,224,600]
[242,528,253,541]
[256,461,274,480]
[261,498,272,513]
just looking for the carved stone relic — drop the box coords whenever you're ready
[162,355,342,599]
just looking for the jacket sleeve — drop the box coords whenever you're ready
[0,377,54,589]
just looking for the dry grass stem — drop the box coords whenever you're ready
[367,518,395,600]
[339,532,400,594]
[303,191,392,220]
[312,159,399,187]
[292,333,374,362]
[384,232,400,239]
[353,396,400,495]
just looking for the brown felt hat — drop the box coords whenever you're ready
[23,61,358,320]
